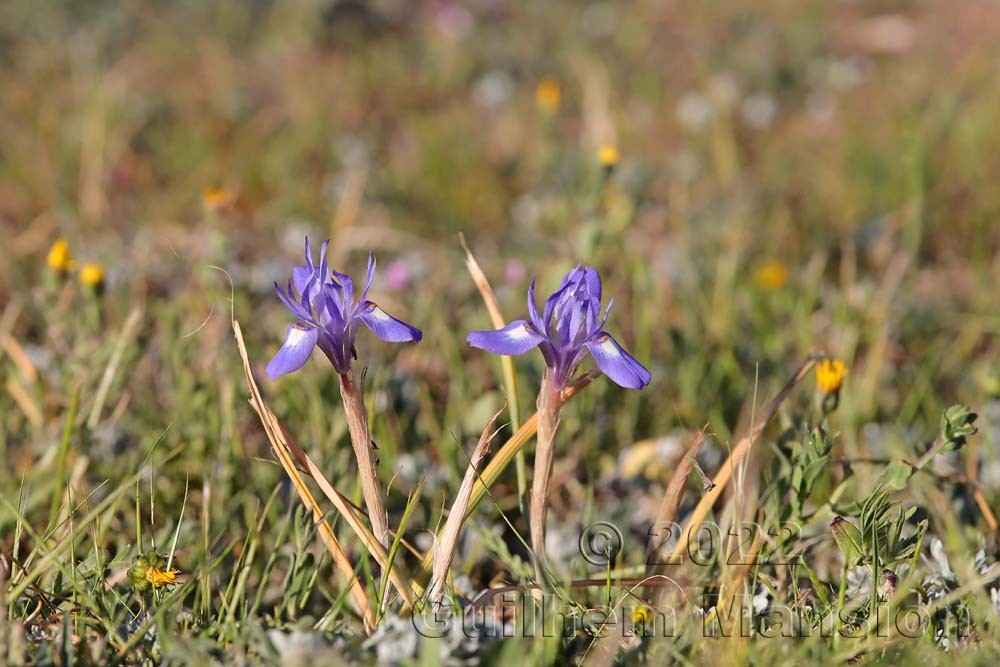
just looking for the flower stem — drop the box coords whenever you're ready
[530,371,562,582]
[339,371,389,548]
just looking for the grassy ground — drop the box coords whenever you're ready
[2,1,1000,665]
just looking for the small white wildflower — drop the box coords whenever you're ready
[931,538,953,576]
[752,586,770,615]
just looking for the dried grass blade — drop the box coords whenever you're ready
[271,407,420,606]
[5,376,42,427]
[965,437,1000,538]
[702,529,764,634]
[667,357,817,564]
[458,234,526,501]
[232,319,376,633]
[645,427,708,576]
[1,334,38,383]
[87,307,142,429]
[429,407,504,604]
[416,375,594,580]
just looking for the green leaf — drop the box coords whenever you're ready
[831,516,864,566]
[802,456,830,489]
[941,404,978,452]
[875,460,913,491]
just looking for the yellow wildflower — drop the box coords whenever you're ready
[46,238,73,273]
[754,260,788,290]
[598,145,620,167]
[129,550,180,593]
[202,186,235,210]
[632,605,653,626]
[535,78,561,112]
[816,358,847,394]
[146,566,180,589]
[79,262,104,288]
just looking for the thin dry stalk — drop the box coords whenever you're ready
[329,166,368,264]
[700,529,764,634]
[339,370,390,548]
[615,361,814,664]
[0,334,38,383]
[272,411,420,607]
[964,436,1000,538]
[645,428,708,576]
[458,233,507,330]
[87,307,143,428]
[233,320,376,633]
[530,372,562,581]
[429,407,504,604]
[415,373,596,581]
[5,376,42,427]
[459,234,527,504]
[666,357,817,565]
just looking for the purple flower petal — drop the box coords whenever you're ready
[317,290,351,332]
[304,237,315,271]
[356,301,422,342]
[267,323,318,379]
[580,266,602,304]
[593,298,614,337]
[292,265,312,294]
[566,291,591,343]
[358,252,376,304]
[317,240,330,280]
[542,280,574,327]
[331,270,353,304]
[275,281,313,323]
[527,279,546,332]
[467,320,545,356]
[583,331,651,389]
[559,264,583,288]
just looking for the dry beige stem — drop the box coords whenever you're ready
[530,372,562,581]
[415,374,595,582]
[5,376,42,427]
[233,320,376,633]
[429,407,504,604]
[329,166,368,264]
[271,410,420,607]
[586,360,817,665]
[459,233,526,504]
[339,371,390,548]
[87,306,143,429]
[645,428,708,577]
[458,233,507,329]
[965,437,1000,538]
[666,357,817,565]
[0,334,38,383]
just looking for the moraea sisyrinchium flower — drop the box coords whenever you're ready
[467,265,651,390]
[267,238,422,379]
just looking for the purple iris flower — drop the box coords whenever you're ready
[467,265,651,390]
[267,238,422,379]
